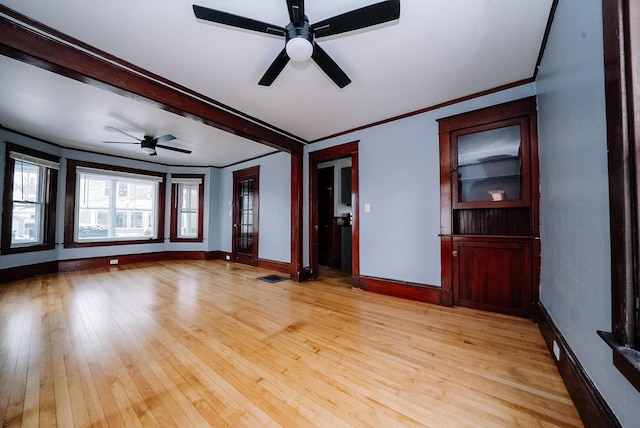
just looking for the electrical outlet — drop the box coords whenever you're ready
[225,255,231,261]
[109,259,119,265]
[552,340,561,361]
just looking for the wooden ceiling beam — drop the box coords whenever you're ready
[0,6,305,154]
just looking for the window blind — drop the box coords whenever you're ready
[10,151,60,170]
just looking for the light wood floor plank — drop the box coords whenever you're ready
[0,260,583,427]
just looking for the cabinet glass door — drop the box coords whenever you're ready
[457,124,521,202]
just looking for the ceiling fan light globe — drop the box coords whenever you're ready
[286,37,313,62]
[141,146,155,154]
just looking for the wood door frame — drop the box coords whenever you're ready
[232,166,259,266]
[309,141,359,285]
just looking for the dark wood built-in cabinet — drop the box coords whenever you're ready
[439,98,539,317]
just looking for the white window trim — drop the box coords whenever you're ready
[9,151,59,170]
[171,177,202,185]
[75,168,161,242]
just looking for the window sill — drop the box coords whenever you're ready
[169,238,204,243]
[64,238,163,249]
[1,243,56,255]
[598,330,640,393]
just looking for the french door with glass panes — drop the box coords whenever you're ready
[232,166,259,266]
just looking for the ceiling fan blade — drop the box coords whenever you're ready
[258,48,290,86]
[287,0,305,26]
[105,126,142,142]
[154,134,176,144]
[193,5,286,36]
[311,42,351,88]
[311,0,400,38]
[156,144,192,154]
[102,141,140,145]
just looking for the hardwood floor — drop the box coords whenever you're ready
[0,260,582,427]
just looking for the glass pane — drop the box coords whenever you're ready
[457,125,521,202]
[81,176,110,208]
[177,183,199,238]
[237,179,254,253]
[179,213,198,238]
[11,201,41,244]
[11,161,44,246]
[77,173,157,241]
[13,161,41,202]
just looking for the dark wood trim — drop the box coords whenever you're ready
[309,78,535,144]
[1,143,59,255]
[205,250,228,261]
[290,152,304,281]
[439,236,454,306]
[351,151,360,284]
[533,0,560,79]
[63,159,166,248]
[0,5,304,153]
[438,97,537,133]
[58,252,207,272]
[538,303,621,428]
[0,261,58,285]
[598,331,640,393]
[222,150,283,169]
[600,0,640,391]
[258,259,291,275]
[169,174,205,242]
[309,141,360,282]
[0,252,291,283]
[359,276,441,305]
[232,166,260,266]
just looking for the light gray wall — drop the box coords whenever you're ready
[536,0,640,425]
[308,84,536,286]
[207,167,221,252]
[218,152,291,263]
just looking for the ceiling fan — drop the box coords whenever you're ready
[192,0,401,88]
[103,126,192,156]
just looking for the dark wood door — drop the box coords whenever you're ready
[453,237,532,317]
[317,167,334,266]
[232,166,259,266]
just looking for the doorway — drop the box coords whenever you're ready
[309,142,359,284]
[317,166,335,266]
[232,166,259,266]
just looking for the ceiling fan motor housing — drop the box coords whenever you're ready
[140,137,156,153]
[285,19,313,62]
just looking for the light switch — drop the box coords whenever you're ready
[364,203,371,213]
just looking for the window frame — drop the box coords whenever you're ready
[598,0,640,392]
[64,159,165,248]
[1,144,59,255]
[170,174,204,242]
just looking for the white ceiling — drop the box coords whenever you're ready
[0,0,553,167]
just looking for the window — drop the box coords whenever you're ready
[1,145,59,254]
[64,160,165,247]
[170,175,204,242]
[598,0,640,392]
